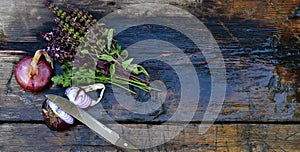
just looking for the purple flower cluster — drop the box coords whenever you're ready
[42,1,97,62]
[42,1,151,90]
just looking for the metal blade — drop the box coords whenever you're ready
[46,94,136,149]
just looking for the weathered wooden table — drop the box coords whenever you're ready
[1,0,300,151]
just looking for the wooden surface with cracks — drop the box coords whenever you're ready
[1,0,300,151]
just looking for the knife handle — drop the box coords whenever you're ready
[115,137,138,150]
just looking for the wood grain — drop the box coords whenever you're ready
[0,1,300,122]
[0,0,298,43]
[1,123,300,151]
[0,0,194,43]
[0,20,299,123]
[1,46,300,123]
[0,0,300,151]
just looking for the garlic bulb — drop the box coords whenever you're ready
[65,87,92,109]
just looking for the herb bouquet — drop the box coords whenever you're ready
[42,2,157,94]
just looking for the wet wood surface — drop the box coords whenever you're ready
[1,0,300,151]
[1,123,300,151]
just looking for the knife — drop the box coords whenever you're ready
[46,94,138,150]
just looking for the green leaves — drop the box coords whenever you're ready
[99,54,116,62]
[101,28,114,52]
[109,64,115,76]
[51,76,62,84]
[121,58,133,69]
[80,49,90,55]
[121,58,149,76]
[51,73,71,87]
[120,50,128,60]
[60,62,72,70]
[127,64,149,76]
[107,29,114,50]
[46,4,156,93]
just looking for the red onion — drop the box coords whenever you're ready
[14,50,53,92]
[65,84,106,108]
[42,99,75,131]
[65,87,92,109]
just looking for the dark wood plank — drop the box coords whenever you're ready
[1,123,300,151]
[1,1,300,122]
[0,17,299,123]
[1,0,300,151]
[0,0,194,43]
[0,0,299,44]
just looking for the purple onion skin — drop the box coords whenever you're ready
[15,56,53,92]
[42,99,75,131]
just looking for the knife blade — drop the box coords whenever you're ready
[46,94,137,150]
